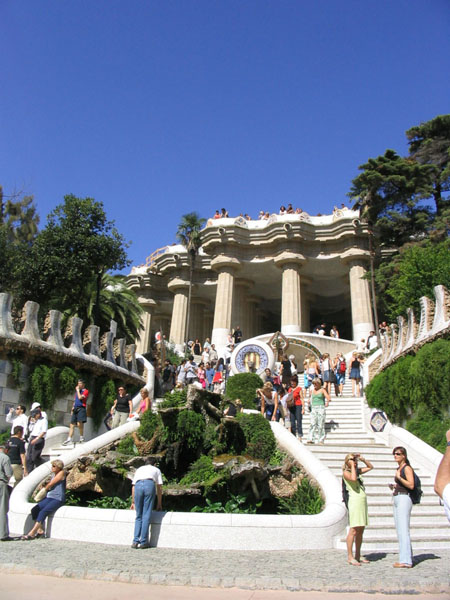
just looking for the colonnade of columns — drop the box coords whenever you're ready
[149,253,374,355]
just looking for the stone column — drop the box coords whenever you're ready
[211,256,240,352]
[344,255,374,342]
[275,252,306,335]
[136,299,157,354]
[168,278,189,353]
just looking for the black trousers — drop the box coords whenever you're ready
[26,437,45,472]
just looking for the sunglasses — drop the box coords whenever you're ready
[393,452,403,456]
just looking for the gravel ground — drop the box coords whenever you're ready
[0,539,449,594]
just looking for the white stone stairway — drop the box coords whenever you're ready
[298,386,449,551]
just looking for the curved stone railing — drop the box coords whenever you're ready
[378,285,450,372]
[9,401,346,550]
[0,292,145,385]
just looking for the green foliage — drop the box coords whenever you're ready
[30,364,57,410]
[366,339,450,446]
[269,448,288,466]
[159,389,187,409]
[406,114,450,215]
[235,412,276,461]
[176,212,206,252]
[349,149,433,247]
[406,405,450,454]
[175,410,205,450]
[0,431,10,445]
[87,496,131,509]
[376,240,450,321]
[117,434,138,455]
[14,194,130,320]
[10,358,22,386]
[225,372,263,409]
[191,493,259,514]
[57,366,79,395]
[138,410,160,441]
[277,478,324,515]
[64,489,80,506]
[91,377,116,429]
[179,455,217,486]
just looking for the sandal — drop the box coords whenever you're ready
[21,535,35,541]
[358,558,370,564]
[393,562,412,568]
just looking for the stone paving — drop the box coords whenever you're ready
[0,539,449,594]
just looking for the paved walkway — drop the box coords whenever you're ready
[0,539,449,594]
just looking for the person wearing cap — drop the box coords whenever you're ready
[26,406,48,472]
[62,379,89,444]
[0,444,13,541]
[6,404,28,435]
[130,458,163,549]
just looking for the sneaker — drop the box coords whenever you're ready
[131,542,139,549]
[139,543,151,549]
[79,437,85,443]
[61,438,72,446]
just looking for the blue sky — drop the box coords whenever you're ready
[1,1,449,271]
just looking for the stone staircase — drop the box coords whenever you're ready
[298,383,449,551]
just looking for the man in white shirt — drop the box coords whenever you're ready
[366,331,378,351]
[130,459,163,549]
[26,406,48,473]
[6,404,28,435]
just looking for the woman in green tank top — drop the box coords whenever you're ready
[306,378,330,444]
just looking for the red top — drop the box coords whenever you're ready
[289,386,303,406]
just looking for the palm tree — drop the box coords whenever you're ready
[64,273,143,343]
[176,212,206,349]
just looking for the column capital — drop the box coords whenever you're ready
[167,277,190,292]
[137,297,158,311]
[340,249,370,266]
[210,255,241,272]
[274,252,306,269]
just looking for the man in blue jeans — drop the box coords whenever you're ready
[130,458,163,549]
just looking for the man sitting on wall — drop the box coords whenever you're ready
[26,406,48,471]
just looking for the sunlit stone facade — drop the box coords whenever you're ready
[128,209,374,354]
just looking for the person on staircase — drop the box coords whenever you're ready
[62,379,89,444]
[306,378,330,445]
[391,446,415,568]
[343,453,373,566]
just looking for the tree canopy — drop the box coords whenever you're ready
[16,194,130,310]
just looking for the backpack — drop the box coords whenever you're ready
[339,360,346,374]
[401,466,423,504]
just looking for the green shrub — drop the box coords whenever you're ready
[235,412,276,461]
[138,410,160,441]
[179,455,216,485]
[91,377,116,429]
[159,389,187,409]
[87,496,131,509]
[225,373,263,409]
[175,410,205,450]
[57,366,79,395]
[277,478,324,515]
[365,339,450,425]
[117,434,138,455]
[406,405,450,454]
[30,364,57,410]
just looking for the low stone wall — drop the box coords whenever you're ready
[8,418,347,550]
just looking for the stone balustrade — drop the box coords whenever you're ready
[377,285,450,372]
[0,292,145,385]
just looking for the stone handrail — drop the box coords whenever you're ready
[0,292,145,385]
[377,285,450,372]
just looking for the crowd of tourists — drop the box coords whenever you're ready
[1,344,449,566]
[210,203,351,222]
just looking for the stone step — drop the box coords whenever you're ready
[367,514,449,526]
